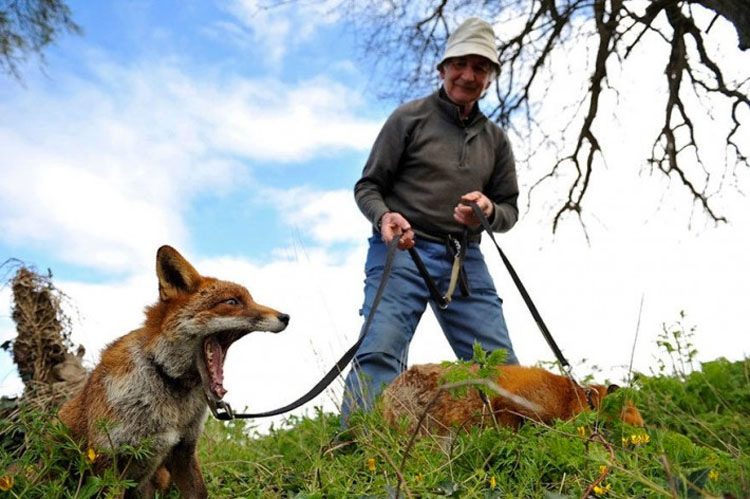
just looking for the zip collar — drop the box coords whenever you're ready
[435,87,486,128]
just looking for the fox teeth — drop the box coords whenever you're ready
[206,349,214,378]
[203,336,226,398]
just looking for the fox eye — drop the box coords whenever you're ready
[222,298,240,306]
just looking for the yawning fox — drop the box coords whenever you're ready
[383,364,644,435]
[58,245,289,498]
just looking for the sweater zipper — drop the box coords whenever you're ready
[459,128,468,168]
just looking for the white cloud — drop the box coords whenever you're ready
[0,145,188,272]
[0,55,381,273]
[271,187,371,245]
[203,76,381,162]
[216,0,343,65]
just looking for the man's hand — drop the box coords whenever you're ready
[454,191,494,228]
[379,212,415,250]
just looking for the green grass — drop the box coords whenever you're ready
[190,357,749,498]
[2,334,749,497]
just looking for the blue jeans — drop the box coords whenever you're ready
[341,234,518,421]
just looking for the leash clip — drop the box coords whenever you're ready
[447,234,462,257]
[440,234,468,307]
[209,399,235,421]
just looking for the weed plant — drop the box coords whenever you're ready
[0,409,146,497]
[1,321,748,498]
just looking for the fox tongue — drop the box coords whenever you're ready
[205,337,227,398]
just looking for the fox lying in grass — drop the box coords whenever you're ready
[58,245,289,498]
[382,364,644,435]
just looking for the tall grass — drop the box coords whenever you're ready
[193,358,748,498]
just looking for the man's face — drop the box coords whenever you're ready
[439,55,494,109]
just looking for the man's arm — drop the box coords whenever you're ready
[453,130,518,232]
[354,109,415,249]
[485,128,519,233]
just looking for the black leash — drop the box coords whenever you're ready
[408,247,449,309]
[211,202,579,420]
[462,201,578,384]
[210,236,402,421]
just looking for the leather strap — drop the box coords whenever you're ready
[408,247,448,309]
[211,236,402,420]
[463,201,573,373]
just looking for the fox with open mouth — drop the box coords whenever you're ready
[58,245,289,498]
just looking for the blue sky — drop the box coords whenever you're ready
[1,1,749,422]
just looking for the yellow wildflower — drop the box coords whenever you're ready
[598,465,608,475]
[87,447,97,463]
[414,473,423,482]
[629,433,650,445]
[593,483,611,495]
[24,465,36,478]
[367,457,376,472]
[0,475,13,492]
[622,437,628,446]
[490,475,497,489]
[577,426,586,437]
[709,469,719,481]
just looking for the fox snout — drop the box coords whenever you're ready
[272,312,290,331]
[252,307,290,333]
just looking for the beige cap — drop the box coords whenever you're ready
[437,17,500,71]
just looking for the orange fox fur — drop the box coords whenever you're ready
[58,246,289,498]
[382,364,644,435]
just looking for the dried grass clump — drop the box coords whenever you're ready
[2,264,87,414]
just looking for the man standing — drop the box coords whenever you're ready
[342,17,519,420]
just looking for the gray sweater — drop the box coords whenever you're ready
[354,89,519,242]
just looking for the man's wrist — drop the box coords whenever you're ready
[377,212,390,231]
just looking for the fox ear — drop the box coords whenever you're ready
[156,246,202,300]
[607,384,620,394]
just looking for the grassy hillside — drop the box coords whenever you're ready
[1,341,749,497]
